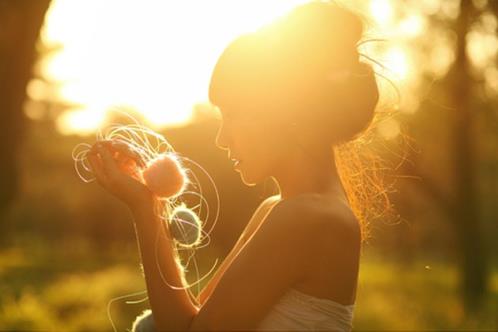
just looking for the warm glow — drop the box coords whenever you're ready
[370,0,393,26]
[34,0,423,135]
[377,117,400,140]
[398,15,425,37]
[56,108,107,136]
[384,47,409,80]
[484,67,498,96]
[38,0,307,135]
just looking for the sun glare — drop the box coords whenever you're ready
[56,108,107,136]
[398,15,425,37]
[34,0,416,135]
[36,0,307,135]
[384,47,409,80]
[370,0,393,25]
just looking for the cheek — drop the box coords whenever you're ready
[235,125,290,183]
[251,129,287,166]
[235,122,266,152]
[236,121,288,164]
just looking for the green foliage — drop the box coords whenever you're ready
[354,250,498,330]
[1,242,496,331]
[0,240,147,331]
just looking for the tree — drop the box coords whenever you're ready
[403,0,496,313]
[448,0,492,314]
[0,0,52,232]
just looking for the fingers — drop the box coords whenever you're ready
[88,140,147,190]
[87,151,110,188]
[98,140,146,168]
[97,144,120,177]
[88,142,120,184]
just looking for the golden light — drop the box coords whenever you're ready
[56,108,106,136]
[26,79,48,101]
[466,12,498,70]
[369,0,393,26]
[384,47,409,81]
[484,67,498,96]
[37,0,307,135]
[419,0,440,16]
[398,15,425,37]
[34,0,421,135]
[377,118,400,140]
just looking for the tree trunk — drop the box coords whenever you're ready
[450,0,489,314]
[0,0,52,237]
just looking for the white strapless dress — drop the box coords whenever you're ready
[132,288,354,332]
[256,288,355,331]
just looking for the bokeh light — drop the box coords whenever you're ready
[32,0,426,137]
[36,0,308,135]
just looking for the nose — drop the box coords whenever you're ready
[215,121,230,151]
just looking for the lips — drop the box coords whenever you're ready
[229,155,243,168]
[229,153,242,162]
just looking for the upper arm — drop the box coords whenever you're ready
[189,201,311,331]
[196,195,282,305]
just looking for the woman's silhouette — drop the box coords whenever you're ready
[89,1,380,331]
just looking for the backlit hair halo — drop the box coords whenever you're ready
[72,110,220,331]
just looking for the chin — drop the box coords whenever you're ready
[237,167,266,187]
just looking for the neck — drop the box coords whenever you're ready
[272,146,344,201]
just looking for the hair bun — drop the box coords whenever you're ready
[332,61,379,143]
[290,60,378,144]
[261,1,364,69]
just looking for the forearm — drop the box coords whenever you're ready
[132,202,198,330]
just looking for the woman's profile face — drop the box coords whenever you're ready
[215,104,291,186]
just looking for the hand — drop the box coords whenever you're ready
[87,141,154,212]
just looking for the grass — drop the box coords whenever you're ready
[0,239,496,331]
[0,239,148,331]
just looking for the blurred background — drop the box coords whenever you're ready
[0,0,497,330]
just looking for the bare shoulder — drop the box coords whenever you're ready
[253,195,320,252]
[276,193,361,249]
[254,193,362,262]
[260,194,282,210]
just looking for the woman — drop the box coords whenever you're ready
[89,1,380,331]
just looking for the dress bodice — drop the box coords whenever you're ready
[256,287,355,331]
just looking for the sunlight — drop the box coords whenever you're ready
[56,108,106,136]
[369,0,393,26]
[384,47,409,80]
[377,117,400,140]
[38,0,307,135]
[398,15,425,37]
[35,0,419,135]
[484,67,498,96]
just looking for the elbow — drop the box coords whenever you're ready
[131,310,155,332]
[187,308,219,331]
[134,301,207,331]
[134,309,201,332]
[187,315,211,331]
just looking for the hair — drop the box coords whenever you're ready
[209,0,397,243]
